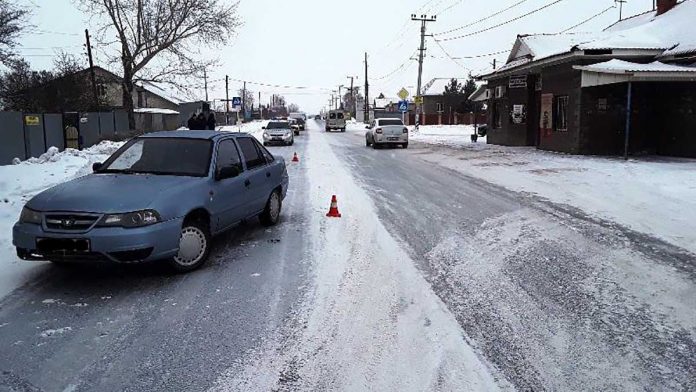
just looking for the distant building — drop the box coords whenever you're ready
[480,0,696,157]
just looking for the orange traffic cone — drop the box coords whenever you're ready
[292,152,299,162]
[326,195,342,218]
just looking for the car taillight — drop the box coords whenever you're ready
[375,128,383,134]
[403,127,408,133]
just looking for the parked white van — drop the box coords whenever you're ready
[325,110,346,132]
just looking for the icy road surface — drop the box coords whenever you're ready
[0,120,693,391]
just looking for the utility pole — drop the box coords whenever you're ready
[242,81,247,121]
[411,14,437,128]
[203,69,209,102]
[347,76,357,118]
[259,91,262,119]
[337,85,344,110]
[84,29,99,110]
[491,59,497,70]
[364,52,369,123]
[225,75,230,125]
[615,0,627,20]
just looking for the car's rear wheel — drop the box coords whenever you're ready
[259,190,282,227]
[366,137,371,147]
[372,142,380,149]
[341,128,346,132]
[170,220,210,272]
[403,143,408,149]
[294,131,299,136]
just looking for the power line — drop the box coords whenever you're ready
[434,0,465,16]
[373,51,418,80]
[438,0,568,42]
[24,29,81,36]
[433,39,473,71]
[559,5,616,33]
[435,0,530,36]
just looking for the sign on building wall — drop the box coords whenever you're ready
[511,104,526,124]
[24,115,40,126]
[509,75,527,89]
[540,94,554,137]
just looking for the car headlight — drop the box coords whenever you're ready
[19,207,42,224]
[99,210,161,228]
[263,132,270,139]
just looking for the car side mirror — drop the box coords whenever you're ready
[92,162,103,172]
[216,166,241,181]
[365,126,370,129]
[262,126,266,130]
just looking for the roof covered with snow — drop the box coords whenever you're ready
[136,81,197,105]
[492,0,696,76]
[422,77,468,96]
[575,59,696,74]
[134,107,181,115]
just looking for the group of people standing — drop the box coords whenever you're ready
[188,112,217,130]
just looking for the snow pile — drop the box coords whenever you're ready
[217,120,267,141]
[211,128,509,390]
[410,125,487,148]
[413,141,696,254]
[0,141,123,299]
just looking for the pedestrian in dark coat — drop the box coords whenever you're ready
[196,113,206,130]
[187,113,197,130]
[207,112,217,130]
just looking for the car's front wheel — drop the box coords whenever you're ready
[259,190,282,226]
[170,220,210,272]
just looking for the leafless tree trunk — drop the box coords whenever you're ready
[76,0,240,130]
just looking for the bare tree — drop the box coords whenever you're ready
[0,0,30,68]
[287,103,300,113]
[237,88,255,112]
[76,0,240,129]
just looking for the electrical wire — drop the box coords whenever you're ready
[434,0,530,36]
[433,39,473,71]
[437,0,568,42]
[372,50,418,81]
[559,5,616,33]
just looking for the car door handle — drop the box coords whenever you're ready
[266,172,271,178]
[244,179,251,187]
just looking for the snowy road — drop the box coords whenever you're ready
[0,120,694,391]
[326,123,696,391]
[0,135,313,391]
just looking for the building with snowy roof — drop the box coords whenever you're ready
[479,0,696,158]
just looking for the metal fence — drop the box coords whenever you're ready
[0,111,130,165]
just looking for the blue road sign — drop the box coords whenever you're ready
[398,100,408,113]
[232,97,242,107]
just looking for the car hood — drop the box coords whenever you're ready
[27,174,205,213]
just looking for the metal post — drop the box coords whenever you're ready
[225,75,229,125]
[624,81,633,160]
[364,52,369,123]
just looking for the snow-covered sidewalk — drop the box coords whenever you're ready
[0,142,124,299]
[410,125,696,254]
[212,129,508,391]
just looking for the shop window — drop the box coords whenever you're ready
[555,96,569,132]
[436,103,443,113]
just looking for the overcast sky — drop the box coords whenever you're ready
[17,0,656,113]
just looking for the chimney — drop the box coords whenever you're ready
[656,0,677,15]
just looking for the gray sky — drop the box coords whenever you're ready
[17,0,655,113]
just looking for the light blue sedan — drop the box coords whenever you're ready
[13,130,289,272]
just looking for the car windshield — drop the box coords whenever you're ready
[100,138,212,177]
[266,122,289,129]
[379,119,403,126]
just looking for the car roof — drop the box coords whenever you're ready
[140,130,252,140]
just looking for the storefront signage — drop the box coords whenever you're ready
[540,94,554,137]
[509,75,527,89]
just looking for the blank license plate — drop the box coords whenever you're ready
[37,238,90,252]
[387,137,400,141]
[272,137,283,141]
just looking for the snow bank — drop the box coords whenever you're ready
[0,141,124,299]
[410,124,487,148]
[410,135,696,254]
[211,129,508,390]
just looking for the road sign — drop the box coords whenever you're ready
[232,97,242,107]
[24,115,40,126]
[397,88,409,100]
[398,100,408,113]
[414,96,423,105]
